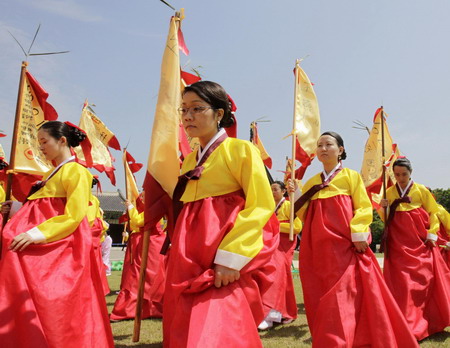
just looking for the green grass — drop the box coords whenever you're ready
[107,270,450,347]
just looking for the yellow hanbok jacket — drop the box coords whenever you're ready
[297,168,372,242]
[180,137,275,271]
[382,182,439,240]
[277,199,302,234]
[27,161,93,243]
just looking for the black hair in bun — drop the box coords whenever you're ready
[320,131,347,160]
[39,121,86,148]
[183,81,234,129]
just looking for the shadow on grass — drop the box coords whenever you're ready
[420,331,450,343]
[297,303,306,314]
[260,323,309,339]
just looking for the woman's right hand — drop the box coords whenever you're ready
[214,264,240,288]
[380,199,389,208]
[1,201,12,215]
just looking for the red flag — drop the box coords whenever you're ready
[250,122,272,169]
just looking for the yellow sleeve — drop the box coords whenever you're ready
[128,207,144,232]
[418,184,440,238]
[34,164,92,242]
[278,201,302,234]
[348,170,373,242]
[214,140,275,271]
[0,185,5,203]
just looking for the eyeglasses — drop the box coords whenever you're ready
[177,106,215,116]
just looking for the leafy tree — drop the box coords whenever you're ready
[432,188,450,212]
[370,210,384,252]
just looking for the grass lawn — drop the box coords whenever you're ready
[107,269,450,347]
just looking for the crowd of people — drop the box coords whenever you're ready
[0,80,449,347]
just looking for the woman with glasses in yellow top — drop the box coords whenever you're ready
[0,121,114,348]
[163,81,279,348]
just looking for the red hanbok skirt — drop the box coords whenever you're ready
[0,197,114,348]
[110,228,166,320]
[163,191,279,348]
[437,223,450,270]
[384,208,450,340]
[261,232,298,321]
[91,217,110,296]
[300,195,418,348]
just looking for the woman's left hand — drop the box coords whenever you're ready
[9,232,34,252]
[214,264,240,288]
[353,241,369,253]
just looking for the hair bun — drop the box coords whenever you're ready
[64,121,87,147]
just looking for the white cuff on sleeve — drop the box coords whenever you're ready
[26,227,46,243]
[427,233,438,242]
[351,232,370,242]
[127,204,135,211]
[214,249,251,271]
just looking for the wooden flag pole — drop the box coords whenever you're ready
[133,11,181,341]
[0,61,28,256]
[289,59,300,242]
[380,106,389,254]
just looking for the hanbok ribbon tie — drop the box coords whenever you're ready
[294,164,343,214]
[381,182,413,255]
[160,132,228,255]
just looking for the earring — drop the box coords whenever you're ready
[338,155,342,161]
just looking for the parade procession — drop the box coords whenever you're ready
[0,1,450,347]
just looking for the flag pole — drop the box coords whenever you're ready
[132,10,181,341]
[289,59,300,242]
[380,106,389,254]
[0,61,28,255]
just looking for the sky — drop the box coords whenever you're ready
[1,0,449,193]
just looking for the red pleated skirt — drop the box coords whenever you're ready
[163,191,279,348]
[0,197,114,348]
[110,228,166,320]
[384,208,450,340]
[261,232,298,321]
[300,195,418,348]
[91,217,110,296]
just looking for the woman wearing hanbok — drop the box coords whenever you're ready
[88,193,110,296]
[290,131,418,347]
[381,157,450,340]
[110,193,166,320]
[0,121,114,348]
[258,181,302,330]
[163,81,279,348]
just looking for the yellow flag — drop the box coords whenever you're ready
[13,72,55,175]
[123,150,140,206]
[360,108,400,206]
[74,101,120,184]
[145,14,183,198]
[293,61,321,178]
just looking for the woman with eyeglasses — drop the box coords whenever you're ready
[0,121,114,348]
[380,158,450,340]
[289,132,418,347]
[163,81,279,348]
